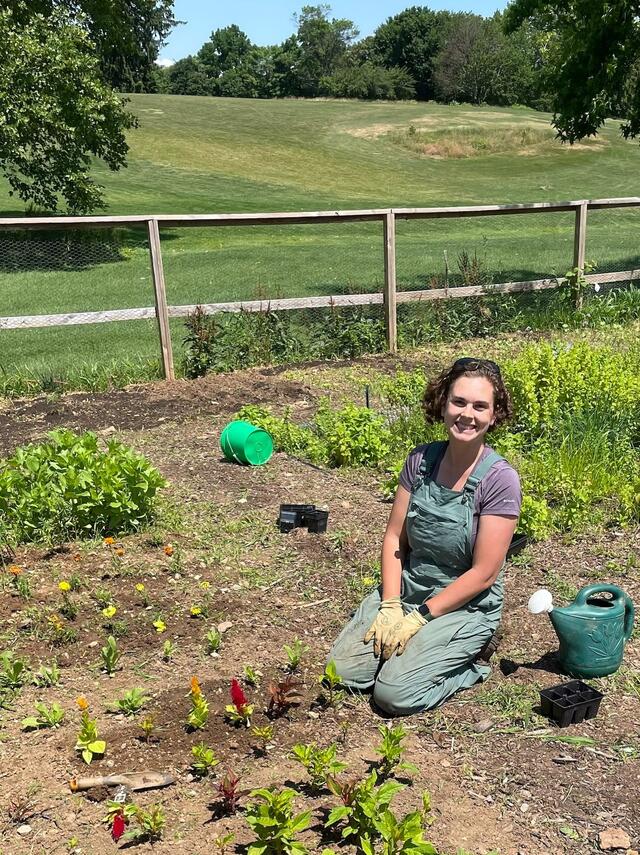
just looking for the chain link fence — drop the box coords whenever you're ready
[1,202,639,393]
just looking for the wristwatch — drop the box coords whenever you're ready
[416,601,434,621]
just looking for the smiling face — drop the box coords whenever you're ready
[442,375,496,444]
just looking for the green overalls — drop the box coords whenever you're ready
[329,441,504,715]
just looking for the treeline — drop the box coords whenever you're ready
[150,4,550,109]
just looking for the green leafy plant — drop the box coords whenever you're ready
[139,715,155,743]
[0,430,165,545]
[22,701,65,730]
[283,638,310,672]
[325,771,404,850]
[162,639,176,661]
[244,664,262,687]
[251,724,275,754]
[0,651,30,688]
[245,787,311,855]
[191,742,220,778]
[291,742,348,793]
[560,261,597,310]
[75,710,106,764]
[119,803,166,844]
[92,587,114,610]
[375,724,419,778]
[32,661,60,688]
[318,660,345,707]
[205,626,221,653]
[100,635,121,676]
[110,687,149,716]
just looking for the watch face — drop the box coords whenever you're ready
[418,602,430,618]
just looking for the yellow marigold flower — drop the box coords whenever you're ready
[153,618,166,633]
[76,696,89,711]
[190,676,201,696]
[102,605,117,618]
[135,583,145,592]
[362,577,375,586]
[8,565,23,576]
[190,606,202,617]
[47,614,64,630]
[164,545,174,557]
[199,581,211,590]
[58,581,71,592]
[103,537,115,546]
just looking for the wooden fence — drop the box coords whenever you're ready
[1,197,640,381]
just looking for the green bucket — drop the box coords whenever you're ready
[220,420,273,466]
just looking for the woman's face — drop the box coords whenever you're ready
[442,375,496,444]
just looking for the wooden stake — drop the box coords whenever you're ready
[383,211,397,354]
[147,218,175,381]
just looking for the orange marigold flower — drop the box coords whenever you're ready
[164,545,174,557]
[103,537,115,546]
[190,676,201,697]
[8,565,23,576]
[114,548,125,557]
[76,696,89,711]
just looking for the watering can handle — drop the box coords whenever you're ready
[574,584,635,641]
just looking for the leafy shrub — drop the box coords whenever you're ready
[0,429,165,544]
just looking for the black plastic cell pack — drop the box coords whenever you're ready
[277,504,328,534]
[539,680,604,727]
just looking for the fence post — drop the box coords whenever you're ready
[383,210,398,354]
[573,201,588,271]
[147,217,175,381]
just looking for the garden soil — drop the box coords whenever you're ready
[0,361,638,855]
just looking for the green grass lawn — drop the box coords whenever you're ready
[1,96,640,382]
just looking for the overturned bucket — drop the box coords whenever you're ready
[220,420,273,466]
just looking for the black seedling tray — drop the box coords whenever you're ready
[539,680,603,727]
[306,509,329,534]
[277,504,319,533]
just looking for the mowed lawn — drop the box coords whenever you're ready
[1,96,640,380]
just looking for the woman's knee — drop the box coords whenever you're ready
[373,671,442,716]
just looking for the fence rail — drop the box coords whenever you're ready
[2,197,640,379]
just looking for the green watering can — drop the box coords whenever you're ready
[528,584,635,678]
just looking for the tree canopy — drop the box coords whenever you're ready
[504,0,640,141]
[0,4,136,213]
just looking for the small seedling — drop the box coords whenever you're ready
[22,701,65,730]
[32,661,60,688]
[214,770,247,815]
[205,627,221,654]
[251,724,275,754]
[0,651,30,688]
[245,787,311,855]
[59,585,78,620]
[186,676,209,730]
[225,678,253,726]
[191,742,220,778]
[291,742,348,792]
[243,665,262,687]
[162,639,176,661]
[110,687,149,716]
[15,573,31,601]
[75,709,106,764]
[100,635,121,676]
[375,724,419,778]
[92,587,113,610]
[139,715,155,743]
[213,832,235,854]
[283,638,310,672]
[267,674,303,718]
[318,660,345,707]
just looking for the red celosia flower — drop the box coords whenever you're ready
[111,811,126,842]
[230,678,248,711]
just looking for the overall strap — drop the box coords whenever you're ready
[463,450,503,499]
[417,441,448,479]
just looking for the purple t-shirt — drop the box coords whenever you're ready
[399,443,521,547]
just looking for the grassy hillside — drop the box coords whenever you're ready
[1,96,639,385]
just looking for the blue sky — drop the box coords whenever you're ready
[160,0,508,63]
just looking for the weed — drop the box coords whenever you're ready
[22,701,65,730]
[623,670,640,700]
[318,660,345,707]
[477,682,541,727]
[191,742,220,778]
[245,787,311,855]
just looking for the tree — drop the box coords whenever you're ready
[0,4,136,213]
[4,0,179,91]
[372,7,458,100]
[504,0,640,141]
[198,25,253,77]
[291,5,358,97]
[167,56,212,96]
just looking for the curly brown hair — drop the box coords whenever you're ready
[422,358,513,431]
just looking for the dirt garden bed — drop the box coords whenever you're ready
[0,360,638,855]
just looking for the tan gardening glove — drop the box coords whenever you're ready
[363,597,404,657]
[382,609,426,660]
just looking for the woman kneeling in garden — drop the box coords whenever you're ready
[330,358,521,715]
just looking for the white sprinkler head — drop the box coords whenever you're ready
[528,589,554,614]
